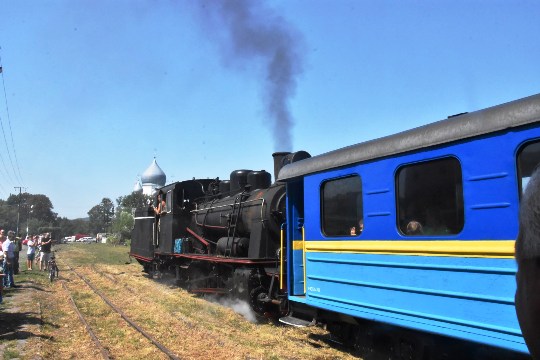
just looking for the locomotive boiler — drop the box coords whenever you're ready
[192,169,286,259]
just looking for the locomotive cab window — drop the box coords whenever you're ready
[397,158,464,236]
[165,190,173,213]
[517,140,540,195]
[321,175,363,237]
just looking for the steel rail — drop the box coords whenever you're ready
[61,282,111,360]
[64,262,181,360]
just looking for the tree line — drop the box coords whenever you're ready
[0,191,151,242]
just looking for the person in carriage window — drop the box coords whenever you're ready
[406,220,424,235]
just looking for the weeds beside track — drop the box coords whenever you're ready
[62,262,180,360]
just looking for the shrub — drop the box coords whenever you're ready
[108,234,121,247]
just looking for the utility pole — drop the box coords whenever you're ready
[26,204,34,236]
[14,186,26,237]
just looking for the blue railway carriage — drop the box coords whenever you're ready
[278,94,540,356]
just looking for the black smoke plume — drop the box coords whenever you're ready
[192,0,305,151]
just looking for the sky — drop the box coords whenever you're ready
[0,0,539,219]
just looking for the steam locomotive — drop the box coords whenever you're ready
[131,93,540,358]
[130,151,310,316]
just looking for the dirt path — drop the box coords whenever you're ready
[0,274,48,359]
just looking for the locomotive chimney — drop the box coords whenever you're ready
[272,152,291,182]
[272,151,312,182]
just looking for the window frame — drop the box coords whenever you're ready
[320,174,363,238]
[395,156,464,237]
[516,139,540,198]
[165,190,173,213]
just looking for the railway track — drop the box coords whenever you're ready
[61,282,112,360]
[60,261,180,360]
[49,245,360,360]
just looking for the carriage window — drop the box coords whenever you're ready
[397,158,464,236]
[517,141,540,195]
[321,175,363,237]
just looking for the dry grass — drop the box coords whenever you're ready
[4,244,359,359]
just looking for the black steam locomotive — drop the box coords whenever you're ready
[130,151,310,316]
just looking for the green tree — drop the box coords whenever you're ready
[88,198,114,234]
[111,210,134,243]
[0,199,18,232]
[116,192,151,213]
[3,193,58,237]
[57,217,89,239]
[107,234,121,247]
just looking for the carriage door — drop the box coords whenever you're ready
[287,180,306,296]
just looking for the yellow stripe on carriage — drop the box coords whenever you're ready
[280,227,284,290]
[292,240,516,258]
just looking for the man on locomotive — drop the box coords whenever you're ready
[153,191,167,243]
[515,166,540,359]
[153,191,166,215]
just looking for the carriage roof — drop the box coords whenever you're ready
[278,93,540,181]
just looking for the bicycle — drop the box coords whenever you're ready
[48,256,59,282]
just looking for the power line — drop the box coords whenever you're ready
[0,146,15,184]
[0,59,16,187]
[0,48,24,186]
[0,95,19,185]
[0,181,8,196]
[1,77,24,185]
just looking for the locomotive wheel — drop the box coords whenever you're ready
[143,263,152,276]
[250,286,270,315]
[187,267,206,292]
[152,263,163,280]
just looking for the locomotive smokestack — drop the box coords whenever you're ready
[272,151,311,182]
[191,0,305,151]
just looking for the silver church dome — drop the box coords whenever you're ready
[133,178,143,193]
[141,158,166,186]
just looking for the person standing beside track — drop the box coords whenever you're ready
[35,234,43,269]
[0,229,6,301]
[2,231,17,288]
[26,235,37,270]
[516,166,540,359]
[0,229,5,267]
[13,235,21,274]
[40,233,53,271]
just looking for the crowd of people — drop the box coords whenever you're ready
[0,231,54,302]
